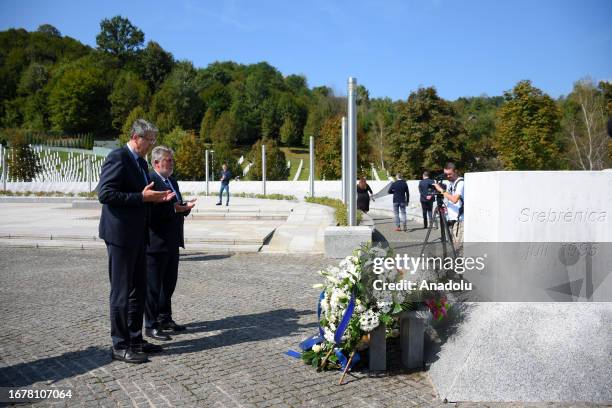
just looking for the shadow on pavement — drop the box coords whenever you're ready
[161,308,316,356]
[0,346,110,388]
[179,253,233,262]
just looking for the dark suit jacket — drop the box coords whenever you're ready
[388,179,410,204]
[147,171,190,253]
[98,146,149,248]
[418,179,435,202]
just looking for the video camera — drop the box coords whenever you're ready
[426,174,447,195]
[425,174,447,206]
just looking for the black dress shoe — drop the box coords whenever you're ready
[161,320,187,332]
[111,348,148,364]
[133,340,163,353]
[145,328,172,341]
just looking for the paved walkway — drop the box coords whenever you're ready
[0,207,606,406]
[0,197,335,254]
[0,247,441,407]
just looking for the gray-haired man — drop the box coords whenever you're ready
[145,146,196,341]
[98,119,175,364]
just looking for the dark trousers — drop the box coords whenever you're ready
[145,249,180,329]
[107,243,146,349]
[421,201,433,228]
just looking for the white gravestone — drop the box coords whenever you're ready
[463,171,612,302]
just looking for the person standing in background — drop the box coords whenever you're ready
[418,171,435,229]
[216,163,231,206]
[388,173,410,232]
[356,176,375,213]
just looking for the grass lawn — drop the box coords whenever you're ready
[280,147,311,180]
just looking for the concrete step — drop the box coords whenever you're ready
[0,238,263,253]
[0,231,274,246]
[189,212,287,220]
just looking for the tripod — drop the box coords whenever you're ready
[420,196,457,261]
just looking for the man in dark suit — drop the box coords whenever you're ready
[388,173,410,231]
[145,146,196,340]
[418,171,435,229]
[98,119,175,364]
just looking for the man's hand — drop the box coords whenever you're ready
[174,198,197,213]
[142,182,176,203]
[433,183,444,193]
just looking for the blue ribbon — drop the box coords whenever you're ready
[335,348,361,370]
[317,291,325,338]
[334,295,355,344]
[287,291,360,373]
[287,291,326,358]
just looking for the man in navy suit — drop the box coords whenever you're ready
[98,119,175,364]
[418,171,435,229]
[145,146,196,341]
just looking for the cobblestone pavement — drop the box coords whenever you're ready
[0,248,599,407]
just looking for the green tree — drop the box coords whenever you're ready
[280,117,299,145]
[315,115,370,179]
[163,126,189,152]
[47,61,110,134]
[598,80,612,115]
[199,108,217,143]
[368,97,395,171]
[260,98,280,139]
[303,86,343,146]
[138,41,174,91]
[247,138,288,181]
[6,130,41,181]
[315,115,342,179]
[17,63,48,95]
[495,80,563,170]
[561,79,609,170]
[150,61,203,131]
[210,111,238,146]
[109,71,150,131]
[388,87,467,178]
[174,131,204,180]
[96,16,144,59]
[453,95,504,171]
[21,93,48,130]
[277,93,306,145]
[36,24,61,37]
[284,74,308,94]
[199,82,231,115]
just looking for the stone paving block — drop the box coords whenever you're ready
[1,247,605,407]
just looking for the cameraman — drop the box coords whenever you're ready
[433,162,464,247]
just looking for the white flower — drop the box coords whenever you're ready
[323,328,335,343]
[312,344,322,353]
[370,246,387,257]
[355,303,366,313]
[312,283,324,289]
[359,309,380,332]
[330,288,348,309]
[377,301,392,314]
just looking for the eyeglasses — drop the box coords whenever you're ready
[142,136,157,144]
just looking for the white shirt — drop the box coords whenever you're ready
[445,178,464,221]
[126,143,148,184]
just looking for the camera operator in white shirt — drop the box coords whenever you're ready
[433,162,464,252]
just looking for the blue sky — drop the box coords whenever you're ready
[1,0,610,100]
